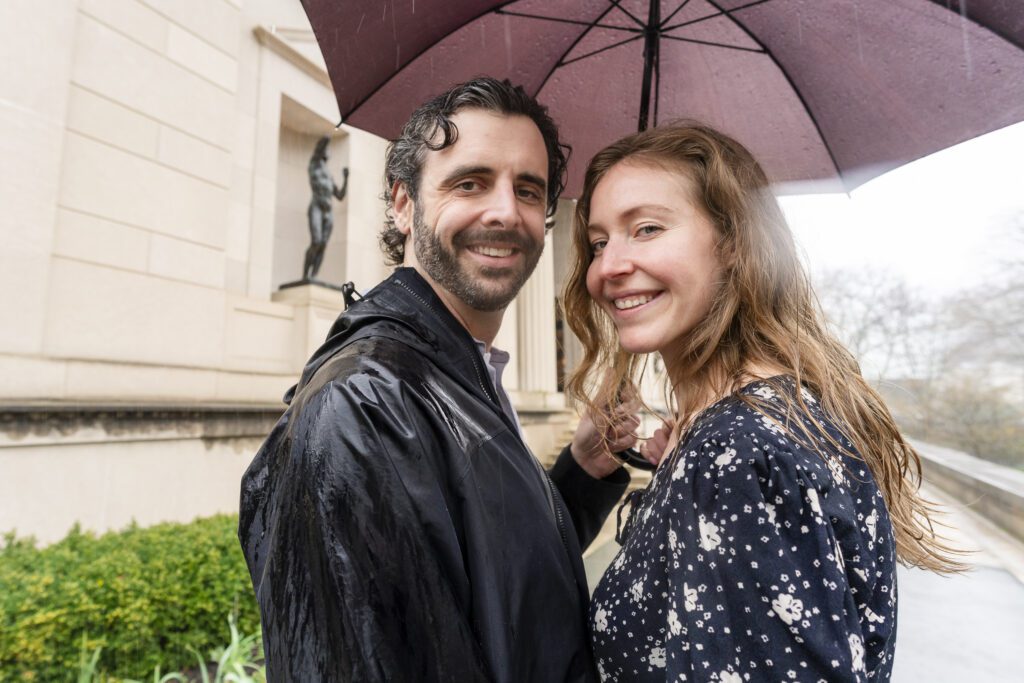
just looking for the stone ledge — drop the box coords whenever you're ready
[0,403,283,448]
[912,439,1024,545]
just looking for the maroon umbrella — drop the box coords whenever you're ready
[302,0,1024,194]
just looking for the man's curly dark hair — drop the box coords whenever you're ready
[380,77,570,266]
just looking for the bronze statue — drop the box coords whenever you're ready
[303,136,349,281]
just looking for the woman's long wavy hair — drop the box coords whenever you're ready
[563,123,962,572]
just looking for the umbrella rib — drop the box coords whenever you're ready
[925,0,1024,51]
[529,3,623,102]
[661,0,694,28]
[606,0,646,28]
[560,35,644,67]
[700,0,843,180]
[495,9,640,34]
[661,34,765,53]
[662,0,775,33]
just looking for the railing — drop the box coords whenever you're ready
[912,439,1024,545]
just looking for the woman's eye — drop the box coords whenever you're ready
[636,224,662,237]
[590,240,607,255]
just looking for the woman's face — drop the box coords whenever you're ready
[585,160,722,357]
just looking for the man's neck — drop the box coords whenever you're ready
[410,266,505,350]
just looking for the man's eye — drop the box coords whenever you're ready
[456,180,480,191]
[517,187,543,202]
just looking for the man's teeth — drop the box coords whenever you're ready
[473,246,514,257]
[614,295,654,310]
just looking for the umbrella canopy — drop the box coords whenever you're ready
[302,0,1024,194]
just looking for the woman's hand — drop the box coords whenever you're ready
[639,422,673,467]
[570,401,640,479]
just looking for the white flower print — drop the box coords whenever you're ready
[668,609,682,635]
[763,502,777,525]
[668,528,678,551]
[672,457,687,480]
[771,593,804,625]
[864,606,885,624]
[849,633,865,672]
[865,509,878,541]
[683,583,698,612]
[715,447,737,467]
[699,516,722,551]
[753,386,777,400]
[631,580,644,602]
[827,455,845,483]
[649,646,667,668]
[800,386,818,404]
[806,487,822,515]
[760,414,783,434]
[720,672,742,683]
[594,607,608,632]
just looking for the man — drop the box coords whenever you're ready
[239,78,638,682]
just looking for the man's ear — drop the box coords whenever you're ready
[392,182,413,237]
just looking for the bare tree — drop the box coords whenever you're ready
[814,263,1024,468]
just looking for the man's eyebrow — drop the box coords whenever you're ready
[440,165,493,186]
[517,172,547,191]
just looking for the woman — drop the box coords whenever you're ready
[563,124,961,682]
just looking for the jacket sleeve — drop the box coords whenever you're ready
[239,376,491,683]
[548,445,630,550]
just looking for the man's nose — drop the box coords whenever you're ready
[481,182,521,228]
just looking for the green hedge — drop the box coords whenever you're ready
[0,514,259,681]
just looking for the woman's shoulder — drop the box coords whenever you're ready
[674,378,850,487]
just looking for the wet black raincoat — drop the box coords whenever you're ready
[239,268,629,682]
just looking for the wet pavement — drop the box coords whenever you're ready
[583,481,1024,681]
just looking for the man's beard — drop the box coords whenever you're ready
[412,205,543,312]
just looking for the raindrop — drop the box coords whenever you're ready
[854,4,864,66]
[504,14,513,71]
[356,13,365,34]
[959,0,974,80]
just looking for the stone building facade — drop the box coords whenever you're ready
[1,0,583,543]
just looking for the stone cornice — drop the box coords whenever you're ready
[253,24,331,88]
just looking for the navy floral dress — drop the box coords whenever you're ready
[590,379,897,682]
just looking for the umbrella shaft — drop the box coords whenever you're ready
[638,0,661,132]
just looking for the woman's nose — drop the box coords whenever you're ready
[597,240,635,279]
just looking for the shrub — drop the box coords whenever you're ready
[0,514,258,681]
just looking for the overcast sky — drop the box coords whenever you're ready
[780,121,1024,299]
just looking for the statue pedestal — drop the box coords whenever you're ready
[278,278,346,292]
[272,283,345,370]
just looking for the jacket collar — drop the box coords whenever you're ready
[287,268,501,408]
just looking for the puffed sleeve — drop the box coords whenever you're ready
[239,373,491,683]
[661,428,873,682]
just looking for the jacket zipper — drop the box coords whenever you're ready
[395,279,497,405]
[395,278,570,554]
